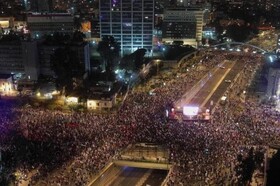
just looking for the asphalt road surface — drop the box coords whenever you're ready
[91,166,167,186]
[180,59,246,112]
[188,60,236,107]
[204,59,246,109]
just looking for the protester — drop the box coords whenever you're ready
[0,51,277,186]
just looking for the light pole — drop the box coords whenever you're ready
[155,59,161,75]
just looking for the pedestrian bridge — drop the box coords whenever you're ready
[113,160,171,170]
[211,42,268,53]
[87,144,172,186]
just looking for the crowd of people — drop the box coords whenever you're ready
[0,50,279,186]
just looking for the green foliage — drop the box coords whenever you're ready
[119,49,147,71]
[97,35,120,72]
[0,31,21,42]
[50,47,84,94]
[226,25,250,42]
[72,31,86,43]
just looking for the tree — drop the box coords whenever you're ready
[72,31,85,43]
[119,55,135,71]
[50,47,84,94]
[97,36,120,72]
[134,49,147,70]
[118,48,146,71]
[226,25,250,42]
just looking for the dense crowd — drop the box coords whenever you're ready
[0,50,279,186]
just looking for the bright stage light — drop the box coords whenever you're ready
[183,106,199,116]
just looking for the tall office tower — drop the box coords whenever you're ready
[99,0,155,55]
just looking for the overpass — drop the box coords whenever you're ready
[114,160,171,170]
[87,143,171,186]
[211,42,268,53]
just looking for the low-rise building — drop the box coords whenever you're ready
[87,92,116,110]
[0,74,14,95]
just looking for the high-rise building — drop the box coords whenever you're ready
[0,40,39,80]
[27,13,74,39]
[162,7,209,47]
[99,0,154,55]
[38,42,91,76]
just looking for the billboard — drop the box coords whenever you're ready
[183,106,199,116]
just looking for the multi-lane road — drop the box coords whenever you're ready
[90,166,167,186]
[175,58,246,117]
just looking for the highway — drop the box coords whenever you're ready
[204,59,246,110]
[188,60,235,107]
[175,59,246,114]
[91,166,167,186]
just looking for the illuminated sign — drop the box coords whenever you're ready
[183,106,199,116]
[0,21,9,28]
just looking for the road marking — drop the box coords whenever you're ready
[175,60,227,108]
[200,61,236,108]
[135,169,153,186]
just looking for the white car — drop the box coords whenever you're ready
[224,79,232,83]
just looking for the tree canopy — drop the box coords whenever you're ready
[226,25,250,42]
[97,35,120,72]
[50,47,84,94]
[119,48,147,71]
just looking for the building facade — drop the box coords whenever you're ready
[38,42,90,76]
[0,41,39,82]
[0,74,14,95]
[0,41,25,75]
[99,0,154,55]
[162,8,209,47]
[87,94,116,110]
[0,40,90,81]
[27,13,74,39]
[25,0,51,12]
[0,41,39,81]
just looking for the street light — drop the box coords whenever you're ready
[155,60,161,75]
